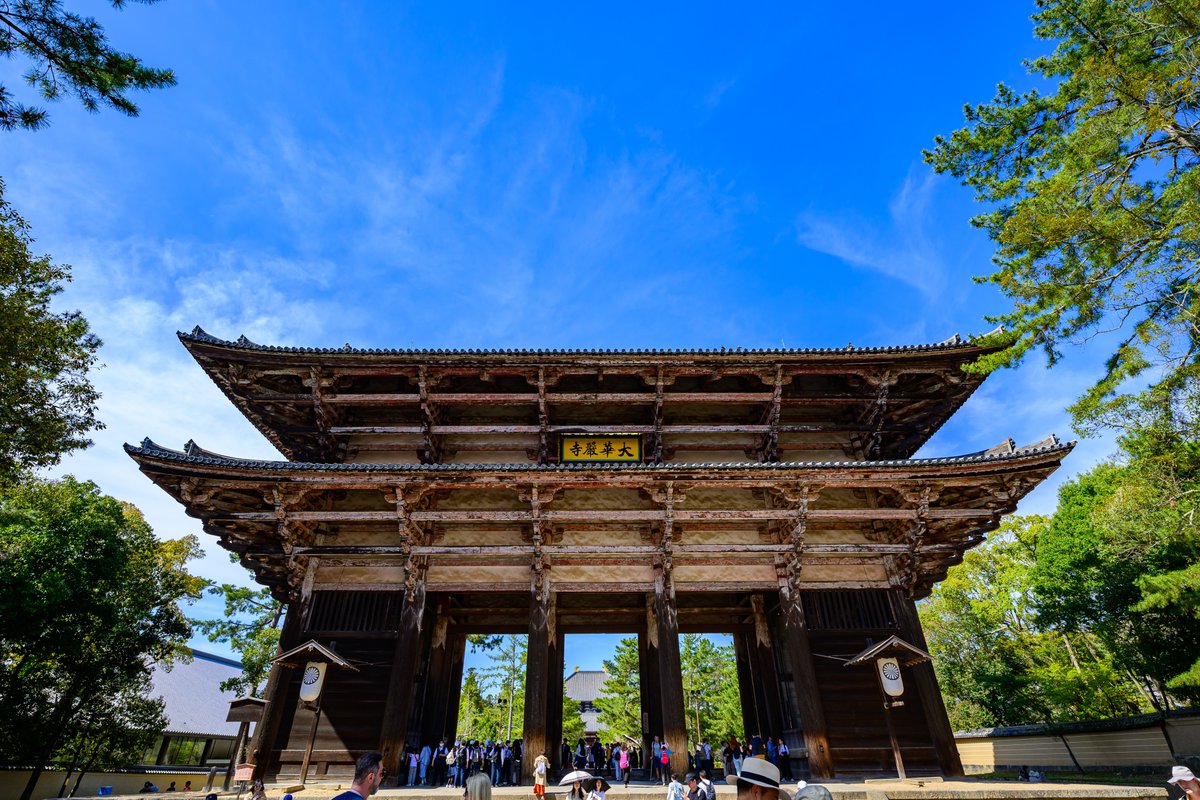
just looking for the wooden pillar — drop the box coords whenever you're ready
[444,632,468,742]
[751,595,785,741]
[523,580,553,782]
[638,626,663,778]
[777,585,834,778]
[380,574,428,783]
[547,628,565,772]
[892,591,964,776]
[732,631,761,743]
[421,599,456,745]
[653,565,688,780]
[249,601,304,781]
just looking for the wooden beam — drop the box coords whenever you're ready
[249,602,304,782]
[218,508,999,523]
[777,572,834,778]
[653,565,688,781]
[523,585,552,782]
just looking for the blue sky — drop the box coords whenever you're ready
[1,2,1119,668]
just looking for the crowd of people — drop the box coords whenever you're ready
[394,738,527,787]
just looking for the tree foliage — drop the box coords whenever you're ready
[456,635,527,741]
[925,0,1200,434]
[55,683,165,798]
[593,637,641,742]
[0,0,175,131]
[0,477,202,800]
[921,516,1145,730]
[191,580,284,697]
[0,182,100,484]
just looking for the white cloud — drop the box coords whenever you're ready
[796,168,948,297]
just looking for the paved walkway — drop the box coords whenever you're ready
[166,778,1166,800]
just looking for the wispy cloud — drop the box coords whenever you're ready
[796,168,948,297]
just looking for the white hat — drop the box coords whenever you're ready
[1169,766,1196,784]
[725,757,792,800]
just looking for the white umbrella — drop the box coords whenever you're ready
[559,770,594,785]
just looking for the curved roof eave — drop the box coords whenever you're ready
[126,435,1073,474]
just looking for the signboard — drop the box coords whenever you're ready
[877,657,904,697]
[560,433,642,463]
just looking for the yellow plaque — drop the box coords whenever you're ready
[560,434,642,463]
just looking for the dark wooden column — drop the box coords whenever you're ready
[653,564,688,780]
[380,571,428,783]
[421,599,456,744]
[892,590,964,776]
[777,583,834,778]
[250,600,303,781]
[522,579,553,782]
[547,628,565,772]
[638,624,663,776]
[732,631,761,740]
[750,594,785,740]
[444,632,468,742]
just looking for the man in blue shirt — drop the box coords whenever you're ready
[332,751,384,800]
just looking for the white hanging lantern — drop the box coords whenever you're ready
[299,661,327,701]
[876,657,904,697]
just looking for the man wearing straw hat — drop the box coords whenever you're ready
[724,757,791,800]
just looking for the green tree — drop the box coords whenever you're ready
[1033,460,1200,708]
[593,637,641,742]
[921,516,1144,729]
[0,181,100,483]
[0,477,202,800]
[54,683,165,798]
[0,0,175,131]
[457,668,501,741]
[192,580,285,696]
[679,634,738,748]
[561,678,586,745]
[479,635,526,741]
[925,0,1200,435]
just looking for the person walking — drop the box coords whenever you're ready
[619,743,631,788]
[666,773,685,800]
[420,742,432,785]
[407,747,420,786]
[660,742,673,786]
[533,750,550,799]
[446,741,459,788]
[775,740,790,781]
[651,736,662,784]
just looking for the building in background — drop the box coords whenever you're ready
[143,648,246,769]
[565,669,606,738]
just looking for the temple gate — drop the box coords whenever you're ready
[128,329,1072,782]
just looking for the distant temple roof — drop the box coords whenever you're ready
[565,670,608,703]
[148,648,244,738]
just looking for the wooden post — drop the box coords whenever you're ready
[223,721,249,790]
[750,595,785,741]
[777,585,834,778]
[653,565,688,781]
[873,663,906,780]
[891,591,963,776]
[444,633,467,743]
[732,631,761,746]
[299,690,324,784]
[249,602,303,782]
[421,599,455,745]
[380,574,427,783]
[638,626,663,780]
[547,628,565,773]
[523,581,553,783]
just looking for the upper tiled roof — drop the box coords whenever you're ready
[180,326,1005,358]
[148,649,243,738]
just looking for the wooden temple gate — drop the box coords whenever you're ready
[128,329,1072,781]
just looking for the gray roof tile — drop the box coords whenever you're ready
[149,649,244,738]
